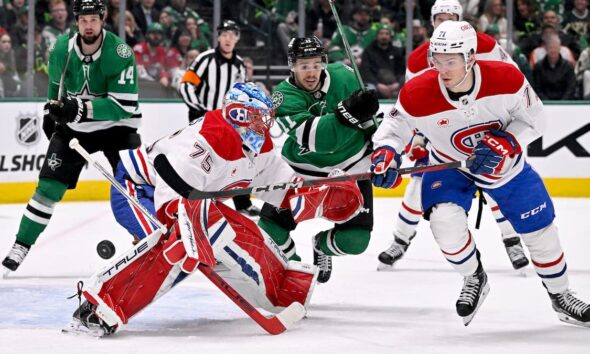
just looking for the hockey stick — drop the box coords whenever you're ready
[328,0,377,128]
[69,139,306,335]
[177,158,473,200]
[51,31,76,107]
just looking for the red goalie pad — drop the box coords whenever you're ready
[289,179,364,223]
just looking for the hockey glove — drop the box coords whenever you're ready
[335,89,379,129]
[469,129,521,175]
[371,146,402,189]
[48,97,87,124]
[42,102,57,139]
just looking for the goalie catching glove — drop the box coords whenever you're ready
[287,169,364,224]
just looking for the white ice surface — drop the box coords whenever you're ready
[0,198,589,353]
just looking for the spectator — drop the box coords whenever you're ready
[520,10,580,58]
[306,0,337,46]
[529,26,577,66]
[170,48,200,91]
[132,0,161,35]
[514,0,541,42]
[5,0,26,30]
[412,18,428,49]
[182,16,210,52]
[575,46,590,98]
[533,34,577,99]
[104,0,121,33]
[243,56,270,97]
[360,23,404,99]
[533,0,565,20]
[562,0,590,50]
[158,9,175,45]
[121,10,145,47]
[478,0,508,39]
[42,0,70,50]
[362,0,383,23]
[0,33,21,97]
[328,5,376,64]
[277,10,299,56]
[162,0,211,40]
[133,23,181,89]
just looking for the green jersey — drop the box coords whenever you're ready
[48,30,140,133]
[328,26,376,62]
[271,63,375,178]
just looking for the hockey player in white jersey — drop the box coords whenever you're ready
[378,0,529,271]
[65,82,364,336]
[371,21,590,327]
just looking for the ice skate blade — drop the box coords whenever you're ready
[62,319,107,338]
[556,313,590,328]
[377,262,395,271]
[461,283,490,327]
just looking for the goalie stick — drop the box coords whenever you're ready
[68,138,306,335]
[151,153,472,200]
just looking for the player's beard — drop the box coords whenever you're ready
[81,31,102,45]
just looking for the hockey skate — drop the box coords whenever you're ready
[548,290,590,327]
[313,233,332,284]
[503,237,529,273]
[2,241,30,273]
[456,259,490,326]
[62,300,117,337]
[377,232,416,271]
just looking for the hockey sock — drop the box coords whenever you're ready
[316,228,370,256]
[258,217,301,261]
[15,178,67,246]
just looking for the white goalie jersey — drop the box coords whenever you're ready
[120,110,296,211]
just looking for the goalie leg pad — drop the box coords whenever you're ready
[82,228,191,327]
[211,202,317,313]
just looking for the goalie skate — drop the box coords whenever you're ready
[62,301,117,337]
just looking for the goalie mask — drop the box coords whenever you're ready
[222,82,274,154]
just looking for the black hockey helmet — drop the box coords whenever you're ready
[287,36,327,68]
[217,20,240,35]
[73,0,106,19]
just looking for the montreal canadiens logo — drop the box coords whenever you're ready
[227,105,249,124]
[451,121,503,155]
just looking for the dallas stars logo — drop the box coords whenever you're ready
[47,153,62,171]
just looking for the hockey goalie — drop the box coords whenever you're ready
[64,82,364,336]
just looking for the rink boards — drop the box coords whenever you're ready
[0,100,588,202]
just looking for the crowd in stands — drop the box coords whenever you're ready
[0,0,589,100]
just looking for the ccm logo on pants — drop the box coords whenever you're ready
[521,202,547,219]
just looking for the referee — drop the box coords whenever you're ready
[179,19,259,216]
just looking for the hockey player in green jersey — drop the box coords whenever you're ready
[259,36,380,283]
[2,0,141,273]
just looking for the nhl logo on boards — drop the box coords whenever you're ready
[116,43,132,59]
[15,113,40,146]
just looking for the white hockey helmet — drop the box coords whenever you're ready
[429,20,477,65]
[430,0,463,24]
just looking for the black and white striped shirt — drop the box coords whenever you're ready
[179,47,246,113]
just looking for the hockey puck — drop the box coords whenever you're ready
[97,240,116,259]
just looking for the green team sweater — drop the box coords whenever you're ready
[48,30,141,133]
[328,25,376,62]
[271,63,375,178]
